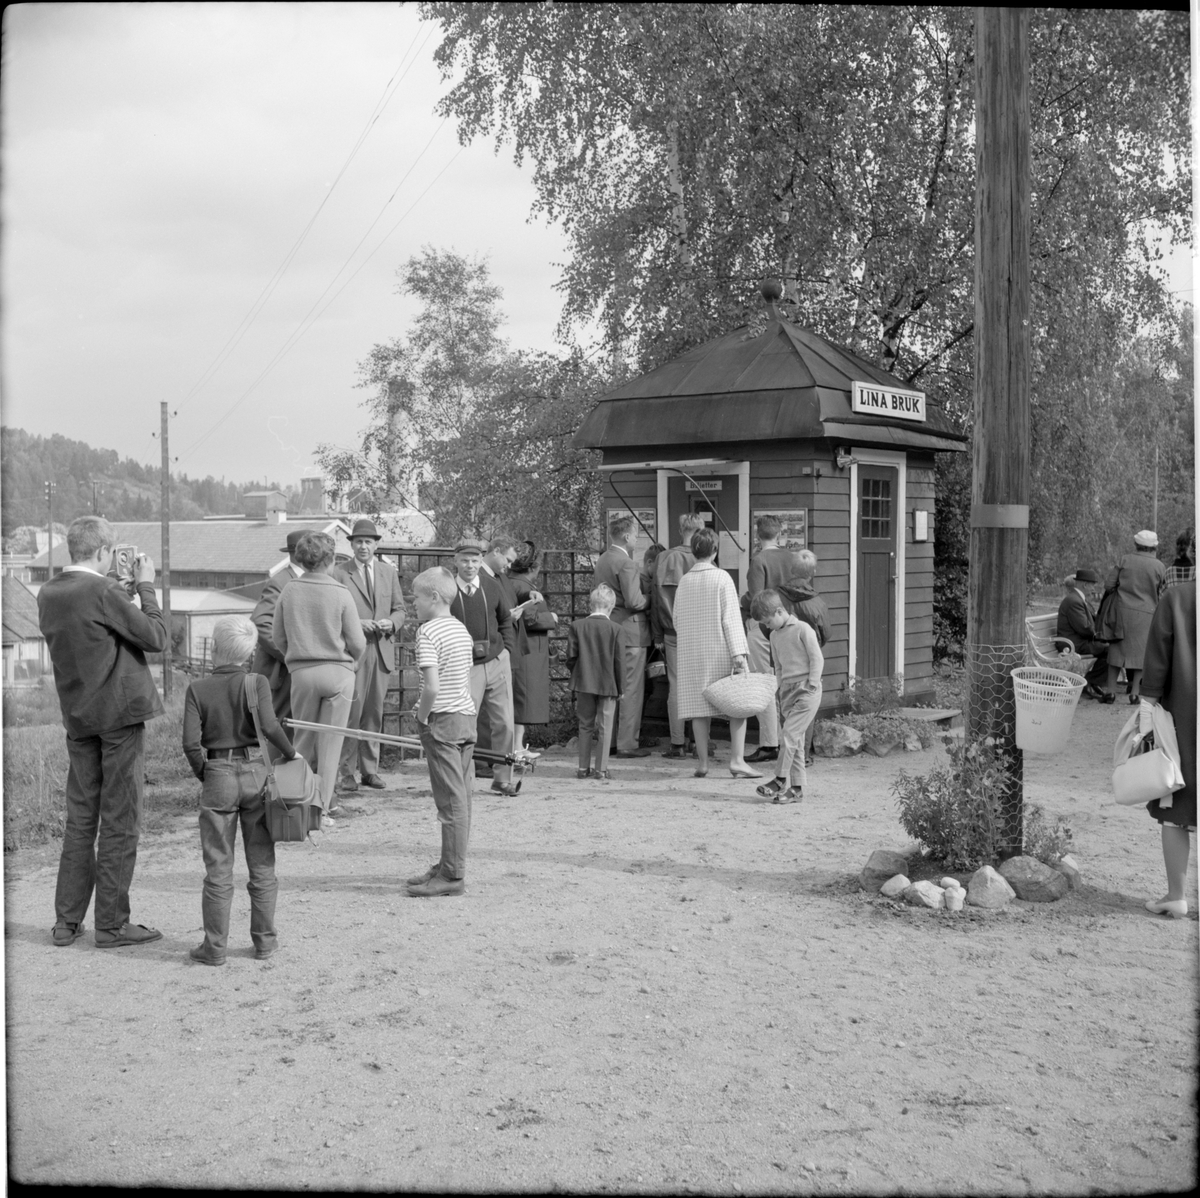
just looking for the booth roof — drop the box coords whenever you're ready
[574,319,968,452]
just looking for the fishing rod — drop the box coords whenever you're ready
[285,719,535,771]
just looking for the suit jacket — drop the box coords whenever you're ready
[37,569,167,738]
[566,615,625,696]
[592,545,648,625]
[481,564,519,655]
[251,564,301,690]
[449,572,512,664]
[334,557,408,673]
[1056,588,1098,651]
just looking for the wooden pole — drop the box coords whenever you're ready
[160,402,172,702]
[45,481,54,578]
[969,7,1031,858]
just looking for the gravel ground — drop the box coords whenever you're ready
[5,698,1197,1194]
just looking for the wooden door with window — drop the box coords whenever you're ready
[856,465,898,679]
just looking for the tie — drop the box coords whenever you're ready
[363,564,374,609]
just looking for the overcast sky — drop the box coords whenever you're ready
[1,1,574,487]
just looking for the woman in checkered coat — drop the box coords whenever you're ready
[674,528,761,780]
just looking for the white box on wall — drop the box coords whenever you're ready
[914,510,929,542]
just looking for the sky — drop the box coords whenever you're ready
[1,3,1193,496]
[1,2,576,488]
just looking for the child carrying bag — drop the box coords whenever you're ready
[1112,702,1186,807]
[244,675,322,841]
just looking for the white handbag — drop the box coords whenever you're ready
[1112,703,1186,807]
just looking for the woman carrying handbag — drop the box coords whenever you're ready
[1102,530,1168,703]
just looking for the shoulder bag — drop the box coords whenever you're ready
[244,675,322,841]
[1112,703,1185,807]
[1095,567,1125,643]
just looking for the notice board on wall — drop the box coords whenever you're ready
[605,507,658,564]
[751,509,808,553]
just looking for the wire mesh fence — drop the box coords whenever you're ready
[964,640,1024,857]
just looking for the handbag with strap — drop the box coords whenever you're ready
[1112,703,1185,807]
[244,675,322,842]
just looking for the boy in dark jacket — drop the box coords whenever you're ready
[566,584,625,779]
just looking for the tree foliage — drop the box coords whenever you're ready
[316,246,603,546]
[421,2,1191,601]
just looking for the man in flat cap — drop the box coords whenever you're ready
[251,529,306,743]
[336,519,408,791]
[448,537,519,795]
[1056,567,1110,699]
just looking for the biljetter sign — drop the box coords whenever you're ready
[851,380,926,423]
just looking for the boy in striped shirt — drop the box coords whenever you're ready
[406,567,478,897]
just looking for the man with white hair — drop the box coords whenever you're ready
[37,516,167,949]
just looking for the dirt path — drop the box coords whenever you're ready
[5,700,1197,1194]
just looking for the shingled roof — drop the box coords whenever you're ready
[574,317,968,454]
[2,575,43,645]
[29,519,352,575]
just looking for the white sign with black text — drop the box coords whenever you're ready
[851,380,927,423]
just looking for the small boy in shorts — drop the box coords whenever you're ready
[406,567,477,898]
[566,584,625,779]
[749,588,824,803]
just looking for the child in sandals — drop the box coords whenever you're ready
[749,589,824,802]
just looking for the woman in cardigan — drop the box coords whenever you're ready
[1104,530,1168,704]
[508,541,559,760]
[1140,580,1196,918]
[271,532,366,822]
[673,527,760,780]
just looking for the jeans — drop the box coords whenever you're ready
[418,712,476,880]
[290,662,356,809]
[778,683,822,790]
[576,693,617,773]
[55,723,145,932]
[197,756,277,955]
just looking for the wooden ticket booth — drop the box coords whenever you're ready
[574,308,968,710]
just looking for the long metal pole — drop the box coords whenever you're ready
[160,402,172,702]
[969,8,1031,858]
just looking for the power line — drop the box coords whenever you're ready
[178,146,464,464]
[174,23,433,413]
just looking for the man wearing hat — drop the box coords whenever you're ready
[251,529,306,738]
[335,519,408,790]
[448,537,520,795]
[1056,567,1111,700]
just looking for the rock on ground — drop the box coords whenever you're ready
[967,865,1016,909]
[815,722,864,757]
[998,855,1070,903]
[904,880,945,909]
[860,849,909,892]
[1051,854,1081,890]
[880,874,910,898]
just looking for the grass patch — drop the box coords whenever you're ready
[3,682,65,729]
[3,687,199,852]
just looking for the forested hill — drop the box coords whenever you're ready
[1,427,284,537]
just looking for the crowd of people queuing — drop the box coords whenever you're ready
[37,511,1194,962]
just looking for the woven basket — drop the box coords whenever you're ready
[702,671,778,719]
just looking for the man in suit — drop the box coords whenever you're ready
[37,516,167,949]
[1056,567,1110,699]
[449,538,520,795]
[335,518,408,791]
[654,512,704,758]
[593,514,651,757]
[250,530,305,741]
[475,536,520,779]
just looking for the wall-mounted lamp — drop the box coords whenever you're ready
[835,453,859,470]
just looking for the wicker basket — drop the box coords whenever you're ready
[702,671,778,719]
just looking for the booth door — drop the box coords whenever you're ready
[856,465,897,679]
[666,474,742,593]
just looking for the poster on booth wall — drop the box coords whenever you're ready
[605,507,658,568]
[751,509,808,553]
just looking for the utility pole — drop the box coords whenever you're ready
[968,7,1031,858]
[44,480,56,577]
[160,402,172,701]
[1152,442,1159,532]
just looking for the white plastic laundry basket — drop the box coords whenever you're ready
[1011,667,1086,754]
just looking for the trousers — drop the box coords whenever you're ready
[197,756,277,955]
[289,662,356,810]
[418,711,476,880]
[576,692,617,773]
[338,643,389,782]
[470,650,514,786]
[55,722,146,931]
[745,619,780,747]
[778,683,822,790]
[614,624,647,753]
[662,634,687,745]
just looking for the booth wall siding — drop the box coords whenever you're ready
[902,456,937,700]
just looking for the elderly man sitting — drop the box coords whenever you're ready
[1056,567,1111,701]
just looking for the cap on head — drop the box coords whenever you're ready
[1134,530,1158,548]
[349,518,382,541]
[454,537,487,556]
[280,530,307,554]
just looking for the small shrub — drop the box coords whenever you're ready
[836,712,936,750]
[1023,803,1074,865]
[892,740,1015,869]
[845,674,903,715]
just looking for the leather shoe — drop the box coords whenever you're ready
[490,779,522,796]
[361,774,387,789]
[407,874,466,898]
[406,862,442,887]
[745,746,779,764]
[254,945,277,961]
[612,748,651,758]
[52,921,85,947]
[661,744,689,758]
[188,944,227,967]
[336,776,359,792]
[95,922,163,949]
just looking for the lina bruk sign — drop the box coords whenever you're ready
[851,380,926,423]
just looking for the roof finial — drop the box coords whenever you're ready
[761,279,782,321]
